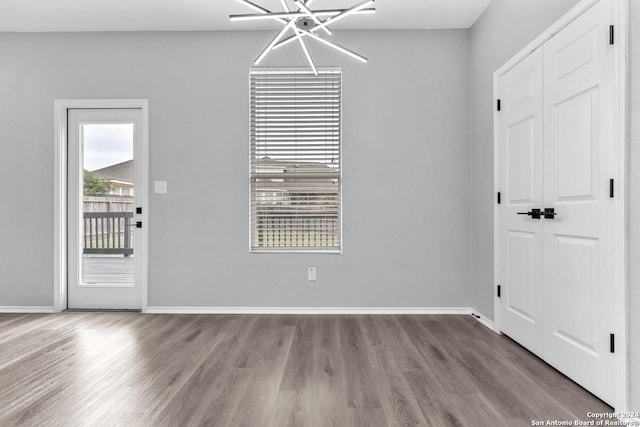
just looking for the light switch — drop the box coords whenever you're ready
[154,181,168,194]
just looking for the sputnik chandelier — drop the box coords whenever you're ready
[230,0,376,74]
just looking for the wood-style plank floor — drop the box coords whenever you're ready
[0,313,611,426]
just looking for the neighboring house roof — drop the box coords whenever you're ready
[92,160,133,184]
[254,157,339,193]
[254,157,338,176]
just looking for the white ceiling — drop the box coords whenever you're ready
[0,0,493,32]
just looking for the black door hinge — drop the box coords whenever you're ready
[136,207,142,214]
[497,99,501,111]
[497,285,501,298]
[610,179,614,198]
[497,192,501,204]
[610,333,615,353]
[136,221,142,229]
[610,25,614,45]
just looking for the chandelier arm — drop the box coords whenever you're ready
[235,0,316,13]
[294,27,318,75]
[235,0,274,15]
[254,20,296,65]
[235,0,317,24]
[231,9,371,21]
[230,12,307,21]
[304,32,367,63]
[236,0,288,24]
[298,0,374,29]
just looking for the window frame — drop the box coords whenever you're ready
[249,67,343,254]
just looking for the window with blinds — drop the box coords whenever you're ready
[250,67,341,253]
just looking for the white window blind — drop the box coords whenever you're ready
[250,67,342,252]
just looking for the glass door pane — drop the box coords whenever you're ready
[81,124,134,285]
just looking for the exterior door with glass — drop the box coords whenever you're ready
[67,108,143,309]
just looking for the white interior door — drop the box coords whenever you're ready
[498,0,617,406]
[498,48,545,357]
[542,0,615,405]
[67,108,144,310]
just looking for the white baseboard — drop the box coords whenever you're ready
[471,310,499,333]
[0,306,55,314]
[145,306,474,315]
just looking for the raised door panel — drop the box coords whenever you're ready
[507,118,535,204]
[552,235,599,356]
[505,231,536,324]
[553,89,598,201]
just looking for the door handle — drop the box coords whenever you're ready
[543,208,557,219]
[517,208,541,219]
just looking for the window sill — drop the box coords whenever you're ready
[250,249,342,255]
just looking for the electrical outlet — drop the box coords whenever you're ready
[308,267,316,281]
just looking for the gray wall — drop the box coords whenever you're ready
[0,30,472,308]
[468,0,639,411]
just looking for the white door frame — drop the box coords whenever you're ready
[54,99,149,312]
[493,0,628,411]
